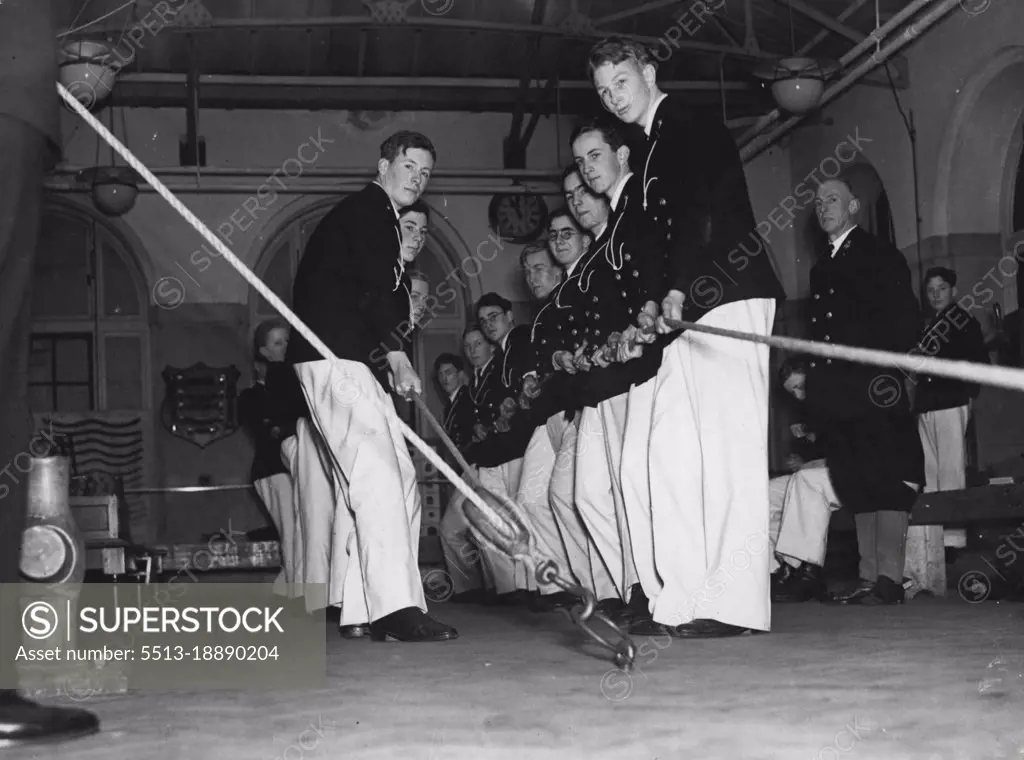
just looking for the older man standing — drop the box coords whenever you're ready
[0,0,101,745]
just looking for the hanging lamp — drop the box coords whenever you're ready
[58,40,119,112]
[753,2,837,114]
[78,108,139,217]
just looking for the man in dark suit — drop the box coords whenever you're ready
[559,118,668,625]
[472,293,537,603]
[808,178,924,606]
[286,131,456,642]
[588,37,785,639]
[0,0,101,745]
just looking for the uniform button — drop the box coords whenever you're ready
[595,330,602,337]
[813,294,820,300]
[659,198,666,206]
[585,311,591,317]
[624,254,631,262]
[615,274,622,281]
[594,314,600,320]
[824,335,830,341]
[621,291,628,297]
[571,329,578,335]
[568,315,574,321]
[654,216,660,222]
[811,317,817,323]
[593,296,598,303]
[810,362,817,368]
[667,218,672,227]
[829,288,835,295]
[826,312,832,318]
[666,233,672,241]
[826,359,832,365]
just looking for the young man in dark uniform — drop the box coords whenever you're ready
[0,0,101,745]
[472,293,536,603]
[913,266,990,550]
[809,178,924,606]
[286,131,456,642]
[561,118,668,623]
[589,37,785,639]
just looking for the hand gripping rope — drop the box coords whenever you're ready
[57,84,637,672]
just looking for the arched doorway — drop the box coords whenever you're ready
[934,46,1024,316]
[249,197,477,432]
[30,198,154,532]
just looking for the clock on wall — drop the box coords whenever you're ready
[488,193,548,243]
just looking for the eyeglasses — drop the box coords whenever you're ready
[548,229,578,243]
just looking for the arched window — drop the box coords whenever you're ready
[30,203,150,413]
[29,202,153,496]
[250,199,469,431]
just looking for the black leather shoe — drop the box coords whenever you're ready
[858,575,905,606]
[369,607,458,642]
[339,624,370,639]
[0,691,99,748]
[669,619,753,638]
[629,615,674,637]
[821,579,876,605]
[772,562,824,603]
[595,597,634,626]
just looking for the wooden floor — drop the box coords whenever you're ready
[8,598,1024,760]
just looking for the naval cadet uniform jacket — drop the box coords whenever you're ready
[912,303,989,414]
[550,173,668,409]
[805,226,924,513]
[626,97,785,321]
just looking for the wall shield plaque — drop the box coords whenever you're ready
[160,363,240,447]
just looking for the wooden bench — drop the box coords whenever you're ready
[829,483,1024,530]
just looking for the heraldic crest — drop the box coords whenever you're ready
[160,362,240,448]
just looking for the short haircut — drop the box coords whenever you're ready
[587,36,657,80]
[778,355,810,384]
[562,164,582,182]
[434,352,464,375]
[924,266,957,288]
[380,130,437,164]
[546,206,577,230]
[463,325,485,341]
[400,199,431,220]
[570,116,626,154]
[476,292,512,314]
[253,318,288,359]
[408,269,429,286]
[520,241,559,270]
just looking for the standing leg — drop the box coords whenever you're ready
[620,377,662,607]
[439,491,486,595]
[854,513,879,582]
[253,473,298,596]
[574,406,630,601]
[598,394,640,598]
[936,406,969,548]
[775,466,839,568]
[549,414,617,600]
[515,423,577,594]
[295,361,425,621]
[648,299,775,632]
[476,461,527,595]
[768,474,793,573]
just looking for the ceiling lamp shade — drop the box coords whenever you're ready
[58,40,118,112]
[89,167,139,217]
[753,57,837,115]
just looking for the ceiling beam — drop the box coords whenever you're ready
[65,15,771,60]
[593,0,684,27]
[798,0,872,55]
[104,74,767,115]
[771,0,865,45]
[508,0,549,162]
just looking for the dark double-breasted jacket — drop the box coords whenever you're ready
[913,303,989,413]
[626,97,785,321]
[550,173,667,407]
[286,182,414,391]
[442,385,478,463]
[805,226,924,512]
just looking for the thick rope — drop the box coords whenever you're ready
[55,84,499,529]
[659,318,1024,394]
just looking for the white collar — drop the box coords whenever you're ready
[609,172,633,211]
[448,387,462,403]
[499,331,511,353]
[830,225,858,257]
[591,221,608,240]
[643,93,668,137]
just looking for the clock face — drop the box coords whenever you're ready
[490,194,548,243]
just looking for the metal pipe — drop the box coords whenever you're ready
[798,0,872,55]
[43,182,558,196]
[124,485,254,494]
[738,0,940,147]
[54,164,562,180]
[66,15,771,60]
[740,0,961,162]
[115,73,750,92]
